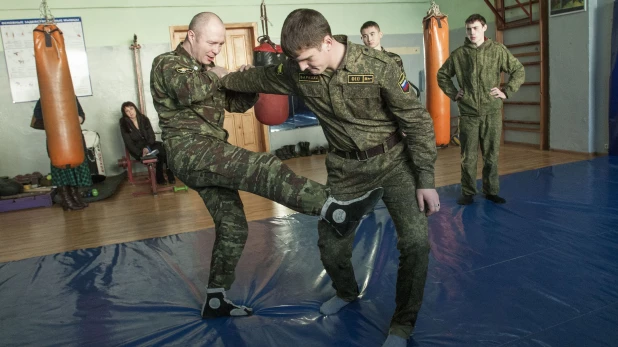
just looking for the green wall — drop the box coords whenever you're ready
[0,0,493,49]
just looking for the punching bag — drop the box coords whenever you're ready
[253,37,289,125]
[423,3,450,147]
[33,24,84,169]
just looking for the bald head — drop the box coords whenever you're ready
[183,12,226,65]
[189,12,224,35]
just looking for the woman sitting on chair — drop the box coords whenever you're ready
[119,101,174,185]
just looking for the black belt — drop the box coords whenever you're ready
[333,132,403,161]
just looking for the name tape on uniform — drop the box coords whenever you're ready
[347,75,374,84]
[298,74,320,83]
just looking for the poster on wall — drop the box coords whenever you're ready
[0,17,92,103]
[550,0,586,16]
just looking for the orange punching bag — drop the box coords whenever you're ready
[252,37,289,125]
[423,2,450,147]
[33,24,84,169]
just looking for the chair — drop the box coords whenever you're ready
[117,147,173,197]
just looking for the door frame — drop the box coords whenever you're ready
[168,22,270,153]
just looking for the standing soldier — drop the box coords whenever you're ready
[219,9,440,347]
[360,20,419,97]
[437,14,525,205]
[150,12,383,320]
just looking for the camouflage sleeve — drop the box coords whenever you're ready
[388,52,405,75]
[501,47,525,98]
[151,56,220,107]
[220,63,296,95]
[225,90,259,113]
[437,55,459,101]
[381,60,437,189]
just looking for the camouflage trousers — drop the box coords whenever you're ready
[165,135,328,290]
[459,113,502,196]
[317,142,430,340]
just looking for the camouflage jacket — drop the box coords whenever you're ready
[381,46,404,73]
[437,37,525,116]
[382,46,420,97]
[150,44,258,141]
[221,35,436,189]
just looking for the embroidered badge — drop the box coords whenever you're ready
[298,73,320,82]
[399,72,410,93]
[176,67,193,74]
[347,74,374,84]
[276,63,284,75]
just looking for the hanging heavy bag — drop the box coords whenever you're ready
[423,6,451,147]
[33,24,84,168]
[252,37,289,125]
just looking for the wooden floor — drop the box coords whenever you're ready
[0,145,593,263]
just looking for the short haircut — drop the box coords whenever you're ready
[465,14,487,26]
[188,12,223,35]
[360,21,380,33]
[281,9,332,58]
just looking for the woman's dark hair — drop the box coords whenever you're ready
[119,101,141,132]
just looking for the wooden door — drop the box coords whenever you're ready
[168,23,269,153]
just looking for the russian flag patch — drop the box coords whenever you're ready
[399,73,410,93]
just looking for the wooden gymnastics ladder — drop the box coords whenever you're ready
[484,0,549,150]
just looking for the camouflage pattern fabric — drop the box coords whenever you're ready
[151,44,258,142]
[381,46,419,97]
[317,143,430,339]
[220,35,436,339]
[221,35,436,190]
[437,37,524,196]
[436,37,525,116]
[458,113,502,195]
[150,44,329,291]
[381,46,405,73]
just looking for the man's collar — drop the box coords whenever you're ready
[175,43,214,68]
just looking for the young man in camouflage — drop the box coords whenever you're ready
[219,9,440,347]
[437,14,525,205]
[360,21,419,97]
[150,12,383,320]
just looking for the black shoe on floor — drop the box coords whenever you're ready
[457,194,474,205]
[201,288,253,318]
[485,194,506,204]
[321,187,384,238]
[166,169,176,184]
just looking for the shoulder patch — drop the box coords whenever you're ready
[298,73,320,83]
[176,67,193,74]
[398,72,410,93]
[348,74,374,84]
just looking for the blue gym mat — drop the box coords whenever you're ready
[1,156,617,346]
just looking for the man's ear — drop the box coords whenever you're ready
[379,31,383,39]
[185,29,196,44]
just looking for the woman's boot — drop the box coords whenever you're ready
[58,186,83,211]
[69,185,88,208]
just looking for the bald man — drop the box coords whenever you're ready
[150,12,384,319]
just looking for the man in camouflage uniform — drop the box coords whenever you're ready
[360,21,420,97]
[150,12,383,320]
[219,9,440,347]
[437,14,525,205]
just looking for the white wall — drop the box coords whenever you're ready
[549,0,613,153]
